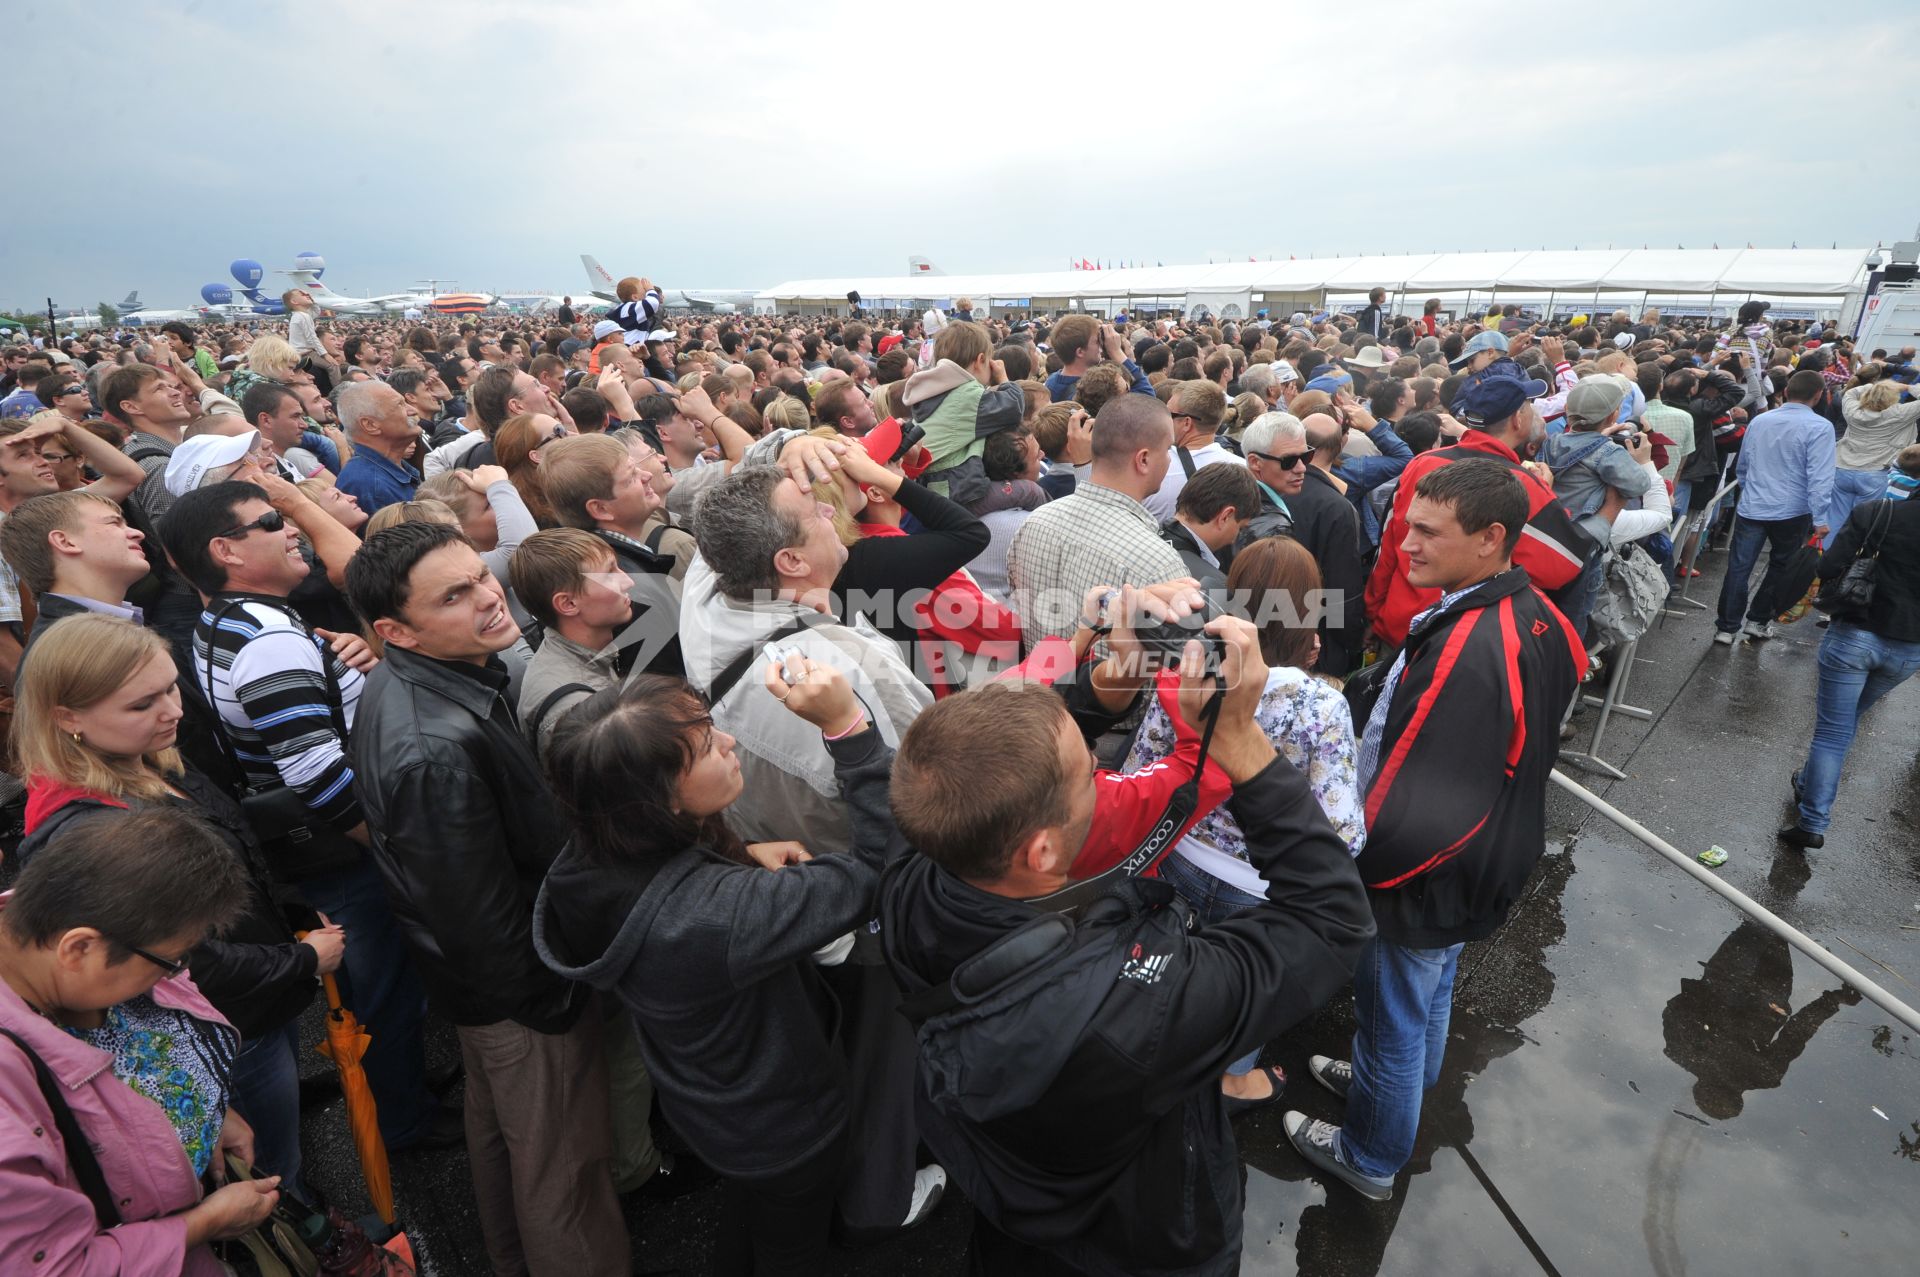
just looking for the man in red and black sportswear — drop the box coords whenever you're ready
[1365,358,1594,646]
[1285,459,1584,1201]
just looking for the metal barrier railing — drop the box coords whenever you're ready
[1551,768,1920,1035]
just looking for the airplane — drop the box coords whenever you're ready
[107,290,205,327]
[493,292,614,316]
[580,255,758,314]
[908,255,944,275]
[280,254,496,316]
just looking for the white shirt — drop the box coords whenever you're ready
[1144,439,1246,522]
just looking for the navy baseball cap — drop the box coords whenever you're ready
[1452,358,1549,427]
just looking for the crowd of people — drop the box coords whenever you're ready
[0,277,1912,1274]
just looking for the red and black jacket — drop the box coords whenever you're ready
[1357,567,1584,947]
[1365,432,1596,646]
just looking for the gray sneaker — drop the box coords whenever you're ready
[1713,629,1736,646]
[1308,1055,1352,1102]
[1742,619,1776,640]
[1282,1111,1394,1202]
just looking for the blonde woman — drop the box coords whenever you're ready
[761,392,812,435]
[417,464,538,587]
[11,613,344,1198]
[1833,375,1920,530]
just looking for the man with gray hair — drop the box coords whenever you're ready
[1006,394,1188,646]
[1235,411,1312,546]
[679,464,931,856]
[335,380,423,511]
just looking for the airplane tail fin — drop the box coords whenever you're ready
[119,290,141,310]
[581,254,620,297]
[908,256,943,276]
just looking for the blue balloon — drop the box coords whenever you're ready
[201,284,233,305]
[230,258,263,289]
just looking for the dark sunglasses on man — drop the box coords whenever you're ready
[217,509,288,540]
[1248,448,1312,469]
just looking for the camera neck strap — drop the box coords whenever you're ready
[1027,685,1225,916]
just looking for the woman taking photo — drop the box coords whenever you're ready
[11,613,344,1199]
[1119,536,1366,1112]
[0,804,282,1273]
[534,663,916,1275]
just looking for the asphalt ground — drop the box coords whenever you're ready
[298,543,1920,1275]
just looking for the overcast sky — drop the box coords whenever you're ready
[6,0,1918,314]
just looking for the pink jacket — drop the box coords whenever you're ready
[0,968,231,1275]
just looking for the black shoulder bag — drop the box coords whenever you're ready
[704,615,820,706]
[203,598,363,882]
[1815,500,1896,619]
[0,1028,121,1228]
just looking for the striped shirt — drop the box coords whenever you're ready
[611,288,662,334]
[192,594,365,833]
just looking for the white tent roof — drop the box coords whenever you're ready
[756,247,1872,304]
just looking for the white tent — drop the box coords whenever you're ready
[755,247,1873,316]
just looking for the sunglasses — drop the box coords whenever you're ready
[39,451,77,464]
[1249,448,1313,469]
[217,508,288,540]
[126,942,189,977]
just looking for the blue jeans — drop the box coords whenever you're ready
[1796,623,1920,833]
[1716,513,1813,633]
[300,858,436,1147]
[229,1020,305,1196]
[1159,853,1267,1076]
[1829,467,1889,537]
[1339,937,1464,1181]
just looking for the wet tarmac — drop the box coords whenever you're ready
[298,550,1920,1274]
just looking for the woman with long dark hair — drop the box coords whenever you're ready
[533,664,918,1274]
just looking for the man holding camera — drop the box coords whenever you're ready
[881,614,1373,1274]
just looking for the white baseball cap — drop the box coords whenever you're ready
[164,429,258,497]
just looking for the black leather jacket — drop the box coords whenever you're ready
[349,646,585,1033]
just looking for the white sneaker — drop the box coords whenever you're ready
[901,1164,946,1229]
[1742,619,1776,640]
[1713,630,1736,646]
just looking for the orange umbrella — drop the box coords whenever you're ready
[313,970,395,1225]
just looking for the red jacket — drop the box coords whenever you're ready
[990,641,1232,879]
[1364,432,1594,646]
[862,523,1022,697]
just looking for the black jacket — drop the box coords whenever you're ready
[534,726,903,1179]
[1674,369,1743,485]
[1159,519,1227,595]
[832,480,989,655]
[349,646,583,1032]
[880,756,1373,1276]
[1819,498,1920,641]
[18,770,317,1040]
[1234,481,1293,548]
[1357,568,1583,947]
[1286,466,1366,676]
